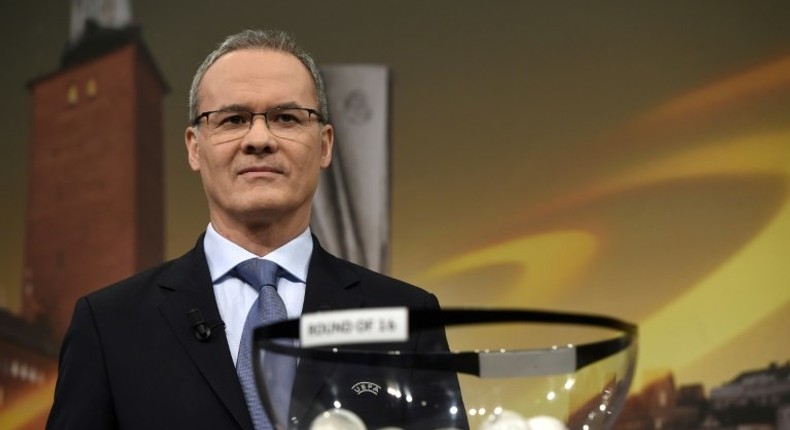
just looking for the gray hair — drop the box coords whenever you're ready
[188,29,329,123]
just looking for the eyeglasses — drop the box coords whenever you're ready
[192,107,324,143]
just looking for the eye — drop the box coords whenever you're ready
[214,111,250,127]
[270,109,305,126]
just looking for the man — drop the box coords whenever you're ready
[47,30,463,429]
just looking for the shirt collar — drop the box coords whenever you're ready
[203,223,313,283]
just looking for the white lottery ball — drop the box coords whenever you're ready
[481,409,530,430]
[524,415,568,430]
[309,408,367,430]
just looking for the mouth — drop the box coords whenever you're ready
[237,165,285,177]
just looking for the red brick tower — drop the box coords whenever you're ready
[22,23,167,344]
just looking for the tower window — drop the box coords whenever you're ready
[67,84,78,105]
[86,79,98,98]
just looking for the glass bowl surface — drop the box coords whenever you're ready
[254,308,637,430]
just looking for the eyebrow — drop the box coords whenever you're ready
[271,101,302,110]
[214,103,249,112]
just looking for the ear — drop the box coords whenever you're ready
[185,126,201,172]
[319,124,334,169]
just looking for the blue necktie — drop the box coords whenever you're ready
[235,258,292,430]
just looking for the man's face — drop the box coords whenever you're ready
[185,49,333,230]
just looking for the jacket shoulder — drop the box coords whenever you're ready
[85,243,204,309]
[320,248,438,306]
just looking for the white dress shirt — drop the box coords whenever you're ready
[203,223,311,365]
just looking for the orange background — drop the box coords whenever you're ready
[1,1,789,426]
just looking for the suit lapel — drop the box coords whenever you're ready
[156,237,254,430]
[301,237,364,313]
[290,238,363,425]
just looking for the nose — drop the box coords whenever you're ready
[241,115,278,154]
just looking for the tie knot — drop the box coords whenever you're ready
[234,258,280,292]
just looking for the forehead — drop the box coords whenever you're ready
[199,49,316,109]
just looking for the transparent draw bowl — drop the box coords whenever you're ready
[254,308,637,430]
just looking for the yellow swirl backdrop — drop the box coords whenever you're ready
[413,55,790,391]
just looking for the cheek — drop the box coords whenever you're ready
[292,144,324,171]
[198,149,235,184]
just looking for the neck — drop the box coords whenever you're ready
[209,213,309,256]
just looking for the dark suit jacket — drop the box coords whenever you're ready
[46,236,462,430]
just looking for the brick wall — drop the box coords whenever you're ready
[23,41,166,344]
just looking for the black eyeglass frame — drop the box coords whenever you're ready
[190,107,326,128]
